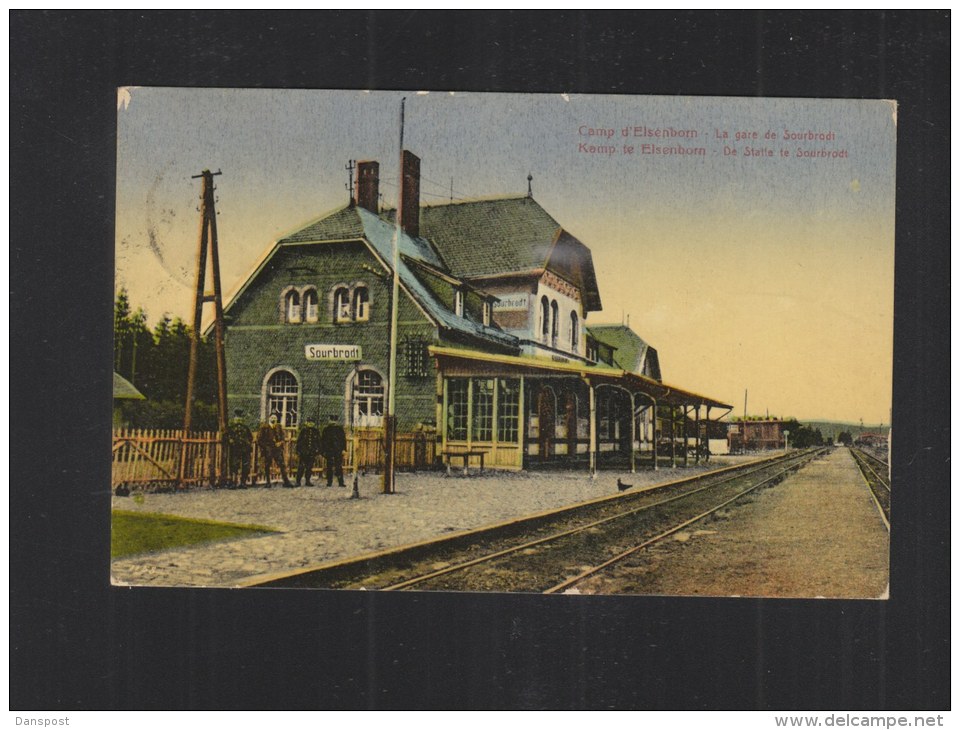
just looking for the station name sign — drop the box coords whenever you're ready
[492,294,529,312]
[305,344,362,361]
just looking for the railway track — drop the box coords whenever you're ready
[850,447,890,529]
[251,448,828,593]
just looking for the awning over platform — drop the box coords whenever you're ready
[429,346,732,412]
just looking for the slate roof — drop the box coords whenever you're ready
[417,196,562,277]
[278,206,365,243]
[586,324,661,380]
[278,205,444,269]
[383,195,601,311]
[271,204,516,351]
[256,194,604,348]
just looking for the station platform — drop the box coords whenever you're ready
[111,457,738,588]
[601,447,889,599]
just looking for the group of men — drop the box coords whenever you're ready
[224,411,346,489]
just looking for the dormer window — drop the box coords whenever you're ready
[482,300,492,327]
[454,289,464,317]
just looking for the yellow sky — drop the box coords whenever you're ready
[116,90,895,424]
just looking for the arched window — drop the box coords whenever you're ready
[454,289,464,317]
[540,296,550,342]
[333,287,351,323]
[284,290,301,323]
[353,286,370,321]
[303,289,319,322]
[569,311,579,350]
[350,368,385,427]
[550,300,559,347]
[265,370,299,427]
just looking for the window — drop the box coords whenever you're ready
[352,369,384,427]
[401,337,431,378]
[353,287,370,321]
[482,300,492,327]
[497,378,520,443]
[570,311,579,350]
[446,379,468,441]
[550,300,559,347]
[303,289,318,322]
[586,339,599,362]
[472,378,495,442]
[454,289,464,317]
[598,394,611,440]
[540,296,550,342]
[266,370,299,427]
[333,287,351,322]
[285,290,301,323]
[598,392,622,441]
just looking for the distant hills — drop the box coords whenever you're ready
[796,421,890,440]
[724,418,890,441]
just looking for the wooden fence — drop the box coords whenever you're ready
[112,426,437,489]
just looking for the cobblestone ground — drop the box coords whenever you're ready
[111,456,756,588]
[576,447,889,598]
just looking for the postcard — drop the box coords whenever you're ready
[112,89,894,596]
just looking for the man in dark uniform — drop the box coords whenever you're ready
[320,414,347,487]
[256,414,293,488]
[225,409,253,487]
[295,418,321,486]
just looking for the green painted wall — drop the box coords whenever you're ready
[224,241,439,430]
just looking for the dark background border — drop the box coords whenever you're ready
[10,11,949,710]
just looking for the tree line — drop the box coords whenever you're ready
[114,288,219,430]
[781,418,827,448]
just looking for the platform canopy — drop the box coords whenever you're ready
[429,346,732,412]
[113,372,145,400]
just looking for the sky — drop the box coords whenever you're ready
[115,89,896,424]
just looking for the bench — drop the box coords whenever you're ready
[443,450,486,476]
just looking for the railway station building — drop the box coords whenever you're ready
[727,419,788,452]
[221,150,732,472]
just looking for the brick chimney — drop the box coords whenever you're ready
[399,150,420,238]
[355,160,379,213]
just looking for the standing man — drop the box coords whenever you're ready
[257,414,293,488]
[320,414,347,487]
[225,409,253,488]
[295,418,321,486]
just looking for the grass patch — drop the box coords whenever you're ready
[112,510,278,558]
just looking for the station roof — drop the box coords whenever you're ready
[388,195,603,312]
[263,204,518,352]
[113,372,145,400]
[429,346,732,411]
[587,324,661,380]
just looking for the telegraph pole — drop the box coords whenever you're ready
[382,98,406,495]
[180,169,229,487]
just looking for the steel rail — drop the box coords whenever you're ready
[244,449,810,588]
[543,449,826,594]
[851,449,891,531]
[852,449,890,492]
[382,449,821,592]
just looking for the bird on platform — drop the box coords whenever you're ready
[617,478,632,492]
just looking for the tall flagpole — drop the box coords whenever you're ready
[383,97,405,494]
